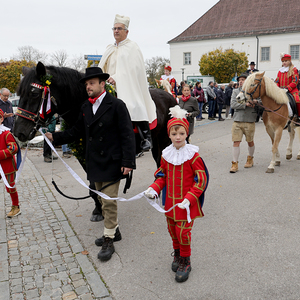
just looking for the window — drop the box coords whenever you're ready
[184,52,191,65]
[290,45,299,60]
[261,47,270,61]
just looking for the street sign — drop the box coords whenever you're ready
[84,55,102,61]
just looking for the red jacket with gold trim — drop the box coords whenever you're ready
[150,153,208,221]
[0,130,18,175]
[275,67,299,102]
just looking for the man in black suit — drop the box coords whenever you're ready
[45,67,136,261]
[246,62,259,74]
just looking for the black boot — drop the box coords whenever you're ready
[171,249,180,272]
[175,256,192,282]
[136,121,153,151]
[95,227,122,246]
[97,237,115,261]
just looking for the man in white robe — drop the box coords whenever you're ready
[99,14,156,151]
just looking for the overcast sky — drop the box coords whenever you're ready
[1,0,219,63]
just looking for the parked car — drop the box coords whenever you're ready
[9,96,20,113]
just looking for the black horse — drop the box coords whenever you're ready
[14,62,177,219]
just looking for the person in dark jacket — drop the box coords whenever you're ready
[0,88,14,130]
[207,81,216,120]
[224,82,234,119]
[216,85,225,121]
[45,67,136,262]
[193,82,206,120]
[43,116,58,162]
[246,61,259,74]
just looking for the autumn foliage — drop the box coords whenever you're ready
[199,48,248,83]
[0,60,35,92]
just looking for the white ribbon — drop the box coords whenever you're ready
[39,129,192,223]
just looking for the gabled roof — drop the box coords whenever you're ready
[169,0,300,43]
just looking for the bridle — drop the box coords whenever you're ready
[245,76,283,113]
[16,82,57,136]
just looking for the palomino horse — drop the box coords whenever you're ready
[236,71,299,173]
[14,62,177,220]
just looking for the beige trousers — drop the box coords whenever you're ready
[95,181,120,237]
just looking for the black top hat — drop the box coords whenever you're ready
[237,72,248,81]
[79,67,109,83]
[249,61,256,65]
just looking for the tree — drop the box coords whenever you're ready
[0,60,35,92]
[145,56,170,86]
[50,50,68,67]
[13,46,47,64]
[199,48,248,83]
[70,55,87,72]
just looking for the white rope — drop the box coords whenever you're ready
[39,129,192,223]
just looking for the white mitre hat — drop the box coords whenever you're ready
[114,14,130,28]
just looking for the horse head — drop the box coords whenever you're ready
[14,62,87,142]
[242,72,266,101]
[14,62,53,141]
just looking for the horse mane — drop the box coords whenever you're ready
[243,72,288,104]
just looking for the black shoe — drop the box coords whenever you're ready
[201,117,205,119]
[218,118,225,121]
[171,249,180,272]
[95,227,122,246]
[97,237,115,261]
[175,256,191,282]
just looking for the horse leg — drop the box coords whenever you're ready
[286,124,295,160]
[266,127,283,173]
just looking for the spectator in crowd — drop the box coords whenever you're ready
[43,116,58,163]
[207,81,216,120]
[216,85,225,121]
[224,81,234,119]
[193,82,206,121]
[177,81,185,96]
[246,62,259,74]
[178,85,200,143]
[0,88,14,130]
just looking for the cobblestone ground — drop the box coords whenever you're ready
[0,159,111,300]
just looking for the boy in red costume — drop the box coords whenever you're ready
[145,105,209,282]
[160,65,177,97]
[0,109,20,217]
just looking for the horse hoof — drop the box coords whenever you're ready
[266,168,274,173]
[275,161,280,166]
[90,214,104,222]
[297,155,300,160]
[286,154,292,160]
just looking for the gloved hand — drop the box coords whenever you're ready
[178,199,190,209]
[144,187,158,199]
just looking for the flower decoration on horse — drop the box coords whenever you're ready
[40,74,53,87]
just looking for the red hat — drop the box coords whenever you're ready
[0,109,3,119]
[281,53,292,61]
[167,118,189,135]
[164,65,172,72]
[167,105,189,135]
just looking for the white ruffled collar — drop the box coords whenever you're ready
[279,66,289,73]
[0,124,10,134]
[161,74,174,80]
[162,143,199,165]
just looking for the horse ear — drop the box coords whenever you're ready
[36,61,46,78]
[261,71,265,76]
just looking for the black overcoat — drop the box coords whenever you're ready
[53,92,136,182]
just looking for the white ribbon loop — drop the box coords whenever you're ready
[38,128,192,222]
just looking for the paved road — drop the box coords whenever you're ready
[1,116,300,299]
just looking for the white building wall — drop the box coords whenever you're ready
[169,32,300,85]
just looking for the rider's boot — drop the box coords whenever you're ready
[137,121,153,151]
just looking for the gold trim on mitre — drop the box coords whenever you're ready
[114,14,130,28]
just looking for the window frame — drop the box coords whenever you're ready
[183,52,191,65]
[290,45,300,60]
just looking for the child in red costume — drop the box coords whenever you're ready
[0,109,20,217]
[160,65,177,98]
[275,53,300,119]
[145,105,209,283]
